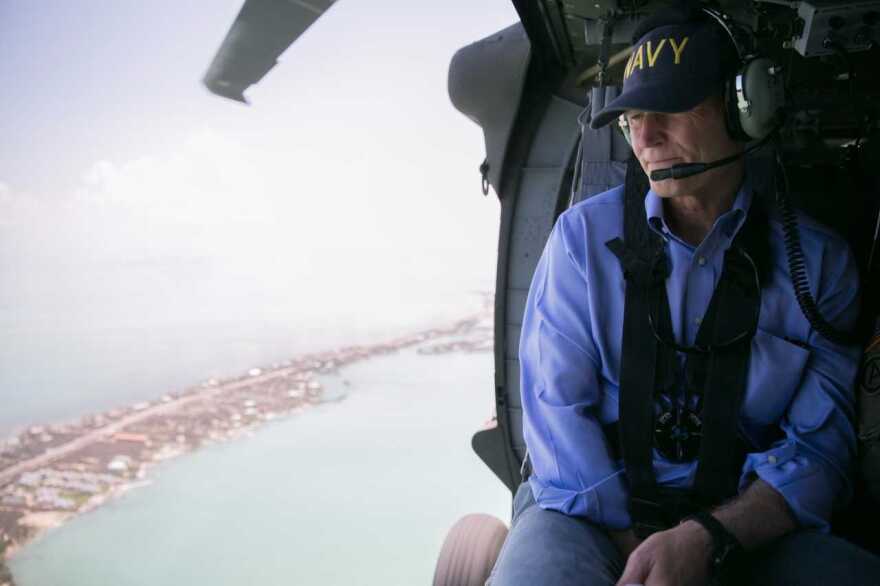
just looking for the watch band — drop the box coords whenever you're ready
[683,511,743,572]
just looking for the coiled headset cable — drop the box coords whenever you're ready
[774,144,858,345]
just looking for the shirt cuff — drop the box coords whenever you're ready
[529,469,631,530]
[738,440,842,533]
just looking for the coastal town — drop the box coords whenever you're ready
[0,304,493,584]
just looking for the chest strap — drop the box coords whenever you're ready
[605,157,768,536]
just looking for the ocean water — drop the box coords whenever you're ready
[0,255,492,436]
[8,347,511,585]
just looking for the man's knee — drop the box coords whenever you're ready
[489,483,624,586]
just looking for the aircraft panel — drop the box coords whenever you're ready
[507,405,526,460]
[448,24,530,197]
[506,168,563,290]
[523,96,583,167]
[506,288,529,327]
[505,326,521,362]
[504,357,522,409]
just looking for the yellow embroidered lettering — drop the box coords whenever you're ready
[631,44,644,72]
[646,39,666,67]
[623,50,635,79]
[669,36,689,64]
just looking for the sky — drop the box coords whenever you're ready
[0,0,521,334]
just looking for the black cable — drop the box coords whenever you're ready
[774,147,856,345]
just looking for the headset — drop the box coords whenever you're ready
[617,6,786,145]
[612,6,856,345]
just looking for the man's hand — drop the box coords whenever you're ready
[615,521,713,586]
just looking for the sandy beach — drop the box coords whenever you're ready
[0,303,493,570]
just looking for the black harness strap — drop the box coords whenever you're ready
[605,157,677,532]
[605,158,768,535]
[691,205,769,504]
[691,255,757,504]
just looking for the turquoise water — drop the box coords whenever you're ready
[9,347,511,585]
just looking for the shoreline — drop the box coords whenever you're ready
[0,303,493,568]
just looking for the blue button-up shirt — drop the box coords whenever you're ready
[520,178,861,532]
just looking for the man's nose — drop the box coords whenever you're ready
[634,115,665,149]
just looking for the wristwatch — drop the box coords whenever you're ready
[682,511,743,575]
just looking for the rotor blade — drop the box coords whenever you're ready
[203,0,338,103]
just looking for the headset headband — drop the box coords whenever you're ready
[701,7,750,63]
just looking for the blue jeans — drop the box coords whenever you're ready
[489,483,880,586]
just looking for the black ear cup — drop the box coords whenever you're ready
[704,5,785,142]
[724,58,785,141]
[724,74,751,142]
[736,57,785,140]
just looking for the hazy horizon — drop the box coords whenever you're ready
[1,0,520,432]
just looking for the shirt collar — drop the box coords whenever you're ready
[644,176,754,247]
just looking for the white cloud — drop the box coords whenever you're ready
[74,130,274,224]
[0,182,47,228]
[4,123,499,327]
[81,160,117,187]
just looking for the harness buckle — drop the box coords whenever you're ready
[630,489,701,538]
[629,497,668,538]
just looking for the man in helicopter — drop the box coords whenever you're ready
[489,5,880,586]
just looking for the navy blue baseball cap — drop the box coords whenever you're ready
[590,18,738,129]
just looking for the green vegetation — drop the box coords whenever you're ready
[0,539,15,586]
[0,557,15,586]
[61,490,92,509]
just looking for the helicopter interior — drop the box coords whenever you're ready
[446,0,880,560]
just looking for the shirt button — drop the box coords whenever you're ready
[698,256,707,266]
[768,455,778,464]
[694,317,702,326]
